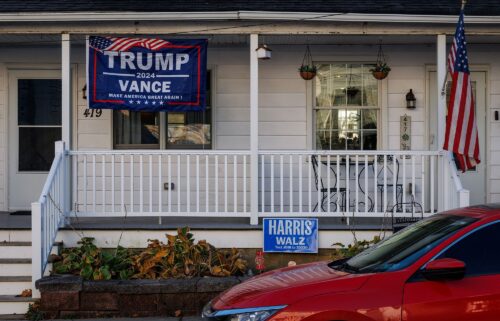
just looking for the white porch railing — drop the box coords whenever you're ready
[69,150,251,217]
[260,150,442,217]
[32,144,470,296]
[443,151,470,209]
[31,141,68,297]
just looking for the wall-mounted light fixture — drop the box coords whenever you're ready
[82,84,87,100]
[256,44,272,60]
[406,89,416,109]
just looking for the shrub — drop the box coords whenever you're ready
[52,227,247,280]
[52,237,135,280]
[132,227,247,278]
[331,236,381,261]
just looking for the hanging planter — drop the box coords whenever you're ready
[370,43,391,80]
[299,45,317,80]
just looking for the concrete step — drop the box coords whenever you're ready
[0,295,34,315]
[0,230,31,243]
[0,243,31,259]
[0,259,31,277]
[0,277,31,296]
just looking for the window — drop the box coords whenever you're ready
[436,222,500,277]
[113,71,212,149]
[314,64,378,150]
[338,214,476,273]
[18,79,62,171]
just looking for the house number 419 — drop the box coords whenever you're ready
[83,109,102,118]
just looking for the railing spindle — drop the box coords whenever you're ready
[168,155,172,213]
[233,155,237,213]
[298,155,303,214]
[187,154,191,213]
[102,155,106,213]
[92,154,96,213]
[289,155,293,213]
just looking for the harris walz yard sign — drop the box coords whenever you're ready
[263,218,319,253]
[87,36,207,112]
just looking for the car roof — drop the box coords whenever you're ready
[442,204,500,220]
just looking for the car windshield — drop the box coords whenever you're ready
[338,214,477,273]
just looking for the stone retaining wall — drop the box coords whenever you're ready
[36,275,247,318]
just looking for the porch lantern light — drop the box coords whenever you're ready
[406,89,416,109]
[256,44,272,60]
[82,84,87,100]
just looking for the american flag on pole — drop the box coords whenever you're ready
[443,9,480,172]
[89,36,170,52]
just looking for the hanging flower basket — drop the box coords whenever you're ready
[371,70,390,80]
[299,66,316,80]
[371,43,391,80]
[299,45,317,80]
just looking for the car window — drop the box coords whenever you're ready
[436,221,500,277]
[341,214,477,273]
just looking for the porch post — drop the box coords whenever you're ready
[436,34,447,211]
[250,34,259,225]
[61,33,71,147]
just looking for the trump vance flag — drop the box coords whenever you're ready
[87,36,207,112]
[443,10,480,172]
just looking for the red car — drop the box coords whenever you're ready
[203,205,500,321]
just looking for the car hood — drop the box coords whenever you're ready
[212,261,371,309]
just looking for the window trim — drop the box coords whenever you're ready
[312,62,382,151]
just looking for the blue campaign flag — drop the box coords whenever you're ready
[87,36,207,112]
[263,218,319,253]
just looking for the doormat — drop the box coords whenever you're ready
[10,211,31,216]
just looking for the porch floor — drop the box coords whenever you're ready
[0,212,391,231]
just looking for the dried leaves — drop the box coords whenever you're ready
[132,227,247,279]
[52,228,247,280]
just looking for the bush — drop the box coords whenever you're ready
[331,236,381,261]
[133,227,247,278]
[52,237,135,280]
[52,227,247,280]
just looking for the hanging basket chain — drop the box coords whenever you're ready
[299,44,316,79]
[370,42,391,80]
[301,45,313,67]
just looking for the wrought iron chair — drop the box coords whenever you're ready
[311,155,347,212]
[376,155,404,212]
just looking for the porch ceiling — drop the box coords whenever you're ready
[2,33,500,46]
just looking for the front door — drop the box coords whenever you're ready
[428,71,487,205]
[8,70,62,211]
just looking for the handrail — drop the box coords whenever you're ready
[260,150,442,156]
[443,151,470,209]
[69,150,251,156]
[32,141,67,298]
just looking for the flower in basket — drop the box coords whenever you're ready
[370,62,391,73]
[298,65,317,73]
[299,65,317,80]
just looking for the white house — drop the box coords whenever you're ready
[1,0,500,315]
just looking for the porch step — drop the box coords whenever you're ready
[0,277,31,296]
[0,242,31,259]
[0,230,31,243]
[0,259,31,277]
[0,295,35,315]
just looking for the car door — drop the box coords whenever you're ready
[402,221,500,321]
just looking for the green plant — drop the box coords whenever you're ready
[132,227,247,279]
[52,237,135,280]
[370,62,391,73]
[298,65,317,73]
[26,301,43,321]
[331,236,381,261]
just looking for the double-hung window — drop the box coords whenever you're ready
[314,63,378,150]
[113,71,212,149]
